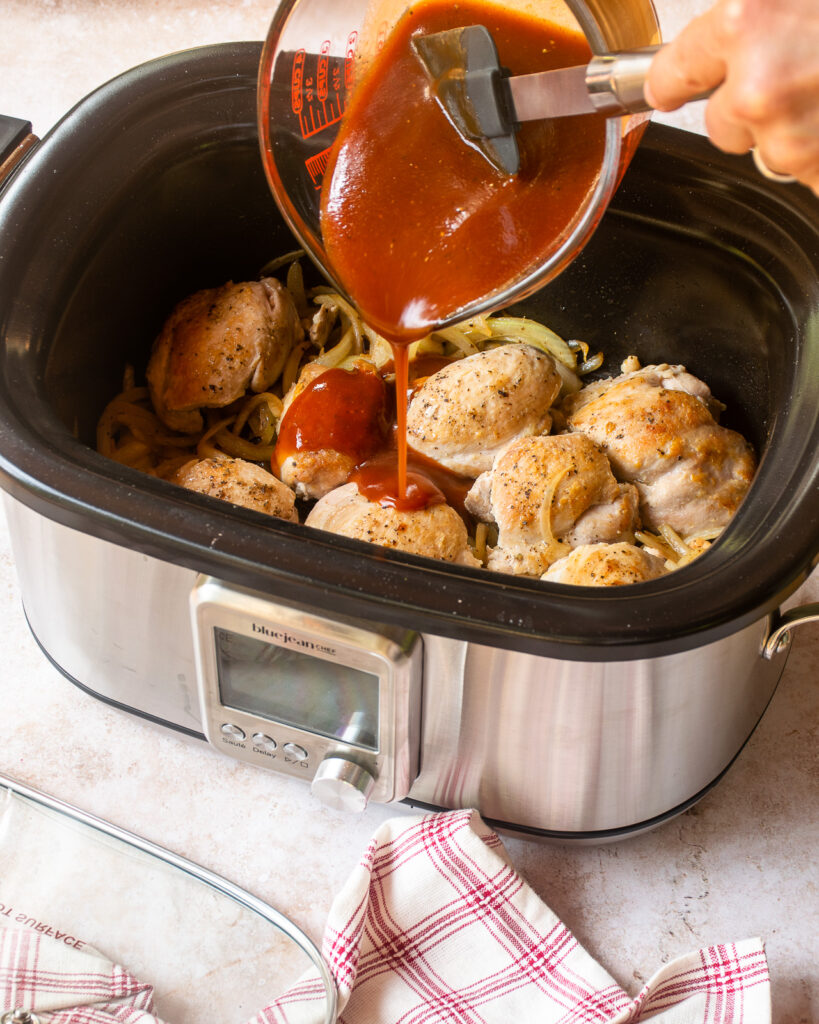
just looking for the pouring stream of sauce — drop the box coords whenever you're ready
[278,0,605,510]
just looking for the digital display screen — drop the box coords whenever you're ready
[214,627,380,751]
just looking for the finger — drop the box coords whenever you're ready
[753,129,819,182]
[645,14,728,110]
[753,146,798,181]
[757,150,819,195]
[702,86,755,154]
[707,88,819,188]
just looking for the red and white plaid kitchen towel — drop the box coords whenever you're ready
[0,809,770,1024]
[251,809,770,1024]
[0,923,166,1023]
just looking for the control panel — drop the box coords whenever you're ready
[190,577,422,810]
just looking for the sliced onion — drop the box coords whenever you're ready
[315,326,355,367]
[259,249,306,275]
[311,291,364,351]
[484,316,578,371]
[433,325,480,356]
[286,259,309,318]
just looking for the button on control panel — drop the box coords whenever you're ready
[252,733,278,753]
[220,723,246,741]
[220,726,309,762]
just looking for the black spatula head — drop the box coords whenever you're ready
[411,25,520,175]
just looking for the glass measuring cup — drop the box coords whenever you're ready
[257,0,661,331]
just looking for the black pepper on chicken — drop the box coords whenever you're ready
[406,344,562,476]
[147,277,303,433]
[99,261,759,588]
[465,433,641,576]
[562,362,756,536]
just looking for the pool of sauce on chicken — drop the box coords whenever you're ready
[285,0,606,512]
[273,361,474,515]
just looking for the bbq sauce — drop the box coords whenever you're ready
[273,366,388,475]
[350,453,445,513]
[273,362,474,515]
[407,354,457,388]
[320,0,605,343]
[308,0,605,511]
[351,440,475,515]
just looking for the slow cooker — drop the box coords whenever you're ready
[0,43,817,841]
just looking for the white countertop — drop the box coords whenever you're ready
[1,3,817,1022]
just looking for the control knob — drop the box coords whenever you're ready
[310,756,375,813]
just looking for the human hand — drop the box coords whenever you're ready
[645,0,819,195]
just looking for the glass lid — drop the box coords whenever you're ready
[0,771,336,1024]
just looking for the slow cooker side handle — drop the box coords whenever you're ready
[0,115,39,192]
[764,601,819,659]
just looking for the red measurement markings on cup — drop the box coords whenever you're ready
[291,32,358,141]
[345,30,358,89]
[306,147,333,189]
[318,44,330,101]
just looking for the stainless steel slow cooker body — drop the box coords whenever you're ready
[0,44,817,840]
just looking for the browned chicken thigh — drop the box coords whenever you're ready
[172,456,298,521]
[465,433,640,576]
[406,344,562,477]
[276,360,387,500]
[542,542,667,586]
[305,482,480,566]
[563,363,756,535]
[147,277,303,433]
[276,362,353,500]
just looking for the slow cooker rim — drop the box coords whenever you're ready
[0,43,817,661]
[0,430,815,663]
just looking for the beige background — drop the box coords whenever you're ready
[0,3,817,1024]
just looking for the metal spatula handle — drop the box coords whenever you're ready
[508,44,711,123]
[506,46,662,124]
[585,46,660,114]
